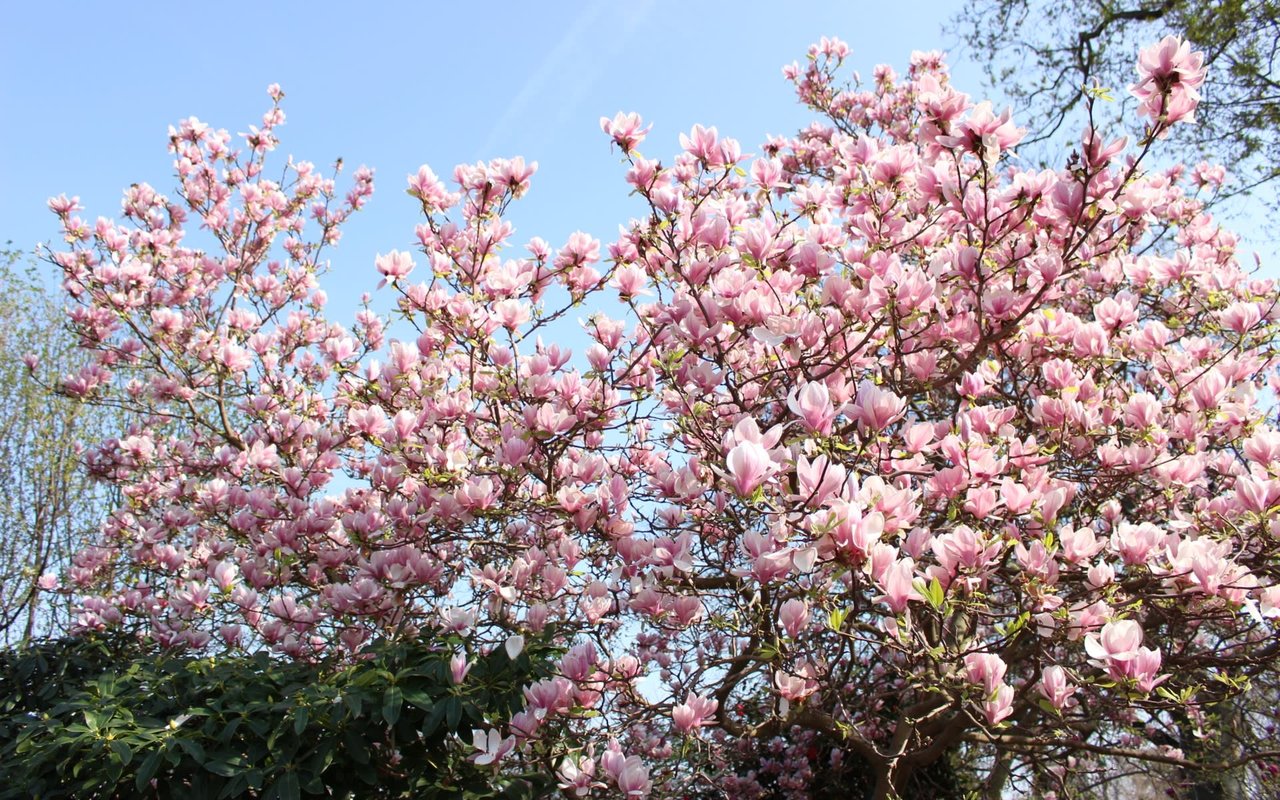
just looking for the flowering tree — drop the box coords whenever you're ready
[38,36,1280,799]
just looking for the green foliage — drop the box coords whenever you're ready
[0,634,559,799]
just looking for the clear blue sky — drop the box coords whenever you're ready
[1,1,979,318]
[4,2,1269,321]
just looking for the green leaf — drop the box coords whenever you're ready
[1084,84,1115,102]
[1037,698,1061,716]
[423,700,446,737]
[343,727,371,764]
[382,685,403,727]
[176,737,205,762]
[108,739,133,766]
[753,644,779,661]
[83,709,105,733]
[204,757,241,778]
[828,606,850,632]
[271,771,300,800]
[401,685,436,710]
[925,577,945,609]
[216,717,242,743]
[445,696,462,731]
[218,774,249,799]
[342,691,363,717]
[135,749,163,792]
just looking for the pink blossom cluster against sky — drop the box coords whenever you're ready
[3,1,976,320]
[3,1,1272,322]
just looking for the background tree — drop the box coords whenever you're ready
[0,248,117,646]
[956,0,1280,203]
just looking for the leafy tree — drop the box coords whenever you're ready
[0,248,117,646]
[956,0,1280,202]
[0,632,560,799]
[30,38,1280,799]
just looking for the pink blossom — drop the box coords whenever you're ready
[450,652,471,684]
[794,454,847,506]
[778,598,810,638]
[1087,562,1115,589]
[937,101,1024,165]
[850,381,906,433]
[787,381,836,434]
[471,728,515,766]
[1234,474,1280,514]
[1219,301,1262,335]
[557,754,600,797]
[38,37,1280,797]
[876,557,921,614]
[1059,527,1105,564]
[610,263,650,298]
[726,440,774,496]
[983,684,1015,725]
[671,691,718,733]
[1120,647,1167,693]
[216,342,252,373]
[1112,522,1165,566]
[964,652,1008,696]
[1243,429,1280,466]
[614,756,652,798]
[600,112,650,153]
[679,124,722,166]
[1085,619,1145,664]
[934,525,1000,577]
[375,250,415,287]
[775,662,820,702]
[1038,665,1076,711]
[504,634,525,659]
[1130,36,1207,127]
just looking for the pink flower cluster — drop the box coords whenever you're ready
[1130,35,1208,128]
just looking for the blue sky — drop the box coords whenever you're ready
[1,1,980,319]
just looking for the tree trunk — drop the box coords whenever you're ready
[871,762,904,800]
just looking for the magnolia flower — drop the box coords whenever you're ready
[600,111,650,152]
[775,662,820,702]
[671,691,718,733]
[876,557,922,614]
[850,381,906,433]
[374,249,415,287]
[449,652,471,684]
[1039,665,1077,711]
[964,652,1008,696]
[471,728,515,766]
[1111,646,1167,693]
[614,755,652,798]
[787,381,836,434]
[557,754,600,797]
[983,684,1015,725]
[726,440,773,496]
[778,598,810,638]
[1085,619,1144,664]
[1130,36,1207,127]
